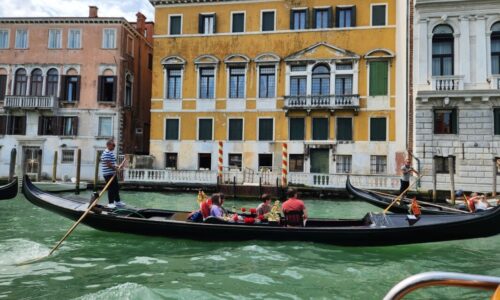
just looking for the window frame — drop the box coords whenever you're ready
[336,117,353,141]
[165,118,180,140]
[199,13,216,35]
[102,28,117,49]
[198,66,216,99]
[312,117,329,140]
[434,156,456,174]
[257,65,276,99]
[494,108,500,135]
[371,3,387,26]
[197,118,214,141]
[336,6,356,28]
[169,14,183,35]
[97,75,117,102]
[289,154,304,172]
[336,154,352,173]
[434,109,458,134]
[369,117,387,141]
[14,68,27,96]
[313,7,331,29]
[198,153,212,170]
[289,117,305,141]
[370,155,387,174]
[261,10,276,32]
[166,67,183,99]
[228,153,243,170]
[0,29,10,49]
[61,75,81,102]
[15,29,28,49]
[48,28,62,49]
[61,149,75,164]
[492,24,500,75]
[258,153,273,170]
[228,66,246,99]
[98,116,113,137]
[67,28,82,49]
[290,8,308,30]
[258,117,274,141]
[369,60,389,96]
[165,152,178,169]
[228,118,244,141]
[230,11,245,33]
[29,69,43,96]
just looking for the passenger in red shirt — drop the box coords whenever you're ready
[200,197,213,219]
[282,189,308,220]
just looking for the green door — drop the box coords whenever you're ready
[310,149,329,174]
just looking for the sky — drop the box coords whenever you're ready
[0,0,155,22]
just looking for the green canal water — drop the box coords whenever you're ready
[1,191,499,299]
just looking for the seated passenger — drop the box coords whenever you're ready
[200,197,213,219]
[209,194,224,219]
[282,189,308,226]
[473,194,491,211]
[256,194,272,216]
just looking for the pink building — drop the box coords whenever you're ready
[0,6,153,180]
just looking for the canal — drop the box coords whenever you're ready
[1,191,499,299]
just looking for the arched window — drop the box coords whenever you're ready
[432,24,454,76]
[14,69,27,96]
[124,74,132,106]
[312,64,330,95]
[491,22,500,75]
[46,68,59,96]
[30,69,43,96]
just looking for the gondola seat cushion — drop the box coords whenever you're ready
[284,211,304,227]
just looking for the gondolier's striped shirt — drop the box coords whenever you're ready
[101,149,116,176]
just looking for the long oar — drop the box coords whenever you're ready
[18,160,126,265]
[383,174,424,214]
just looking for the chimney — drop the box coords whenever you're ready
[89,6,98,18]
[136,12,146,31]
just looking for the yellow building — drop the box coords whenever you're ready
[149,0,407,176]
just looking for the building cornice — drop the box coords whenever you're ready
[150,0,278,6]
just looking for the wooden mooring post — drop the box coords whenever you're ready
[233,176,236,199]
[75,149,81,195]
[493,158,498,197]
[52,151,58,182]
[94,151,100,192]
[449,156,455,205]
[9,148,16,181]
[432,156,437,202]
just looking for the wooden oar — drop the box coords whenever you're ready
[18,159,126,265]
[383,174,424,214]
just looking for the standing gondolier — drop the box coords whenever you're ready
[400,158,419,196]
[101,139,126,209]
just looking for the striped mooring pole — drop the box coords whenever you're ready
[282,142,288,187]
[218,141,223,180]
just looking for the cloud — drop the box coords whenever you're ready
[0,0,154,22]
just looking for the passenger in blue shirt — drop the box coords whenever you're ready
[101,139,125,209]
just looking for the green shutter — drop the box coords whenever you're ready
[370,118,386,141]
[229,119,243,140]
[495,109,500,135]
[312,118,329,140]
[259,119,273,141]
[165,119,179,140]
[369,61,388,96]
[198,119,213,140]
[289,118,305,140]
[337,118,352,140]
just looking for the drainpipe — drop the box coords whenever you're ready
[412,154,421,189]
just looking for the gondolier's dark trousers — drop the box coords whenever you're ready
[104,174,121,204]
[399,179,410,195]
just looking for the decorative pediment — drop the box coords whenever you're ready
[254,53,280,64]
[364,49,395,59]
[224,54,250,65]
[161,55,186,66]
[285,42,359,62]
[194,54,219,65]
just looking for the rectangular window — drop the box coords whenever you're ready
[6,116,26,135]
[198,118,213,140]
[372,4,387,26]
[232,13,245,33]
[0,30,9,49]
[258,118,273,141]
[290,9,307,30]
[228,118,243,141]
[167,68,182,99]
[61,76,80,102]
[165,119,179,140]
[336,117,352,141]
[313,8,332,29]
[370,117,387,141]
[370,155,387,174]
[15,29,28,49]
[290,76,307,96]
[312,118,329,140]
[228,153,242,170]
[0,75,6,100]
[259,66,275,98]
[61,150,75,164]
[102,28,116,49]
[199,67,215,99]
[38,116,58,135]
[336,63,353,70]
[262,11,275,31]
[434,109,457,134]
[289,154,304,172]
[48,29,62,49]
[336,7,355,28]
[435,156,455,174]
[169,16,182,35]
[68,29,81,49]
[335,75,353,95]
[289,117,305,140]
[98,116,112,137]
[198,153,212,170]
[495,108,500,135]
[369,61,388,96]
[98,76,117,102]
[229,66,245,99]
[61,117,78,136]
[336,155,352,173]
[126,36,134,56]
[492,35,500,74]
[165,153,178,169]
[125,79,132,107]
[258,154,273,170]
[199,14,216,34]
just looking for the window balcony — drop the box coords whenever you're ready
[432,75,464,91]
[284,94,359,111]
[4,95,58,110]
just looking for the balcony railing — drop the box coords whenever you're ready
[284,94,359,110]
[4,95,57,110]
[432,76,464,91]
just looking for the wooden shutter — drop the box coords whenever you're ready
[312,9,317,29]
[198,119,212,140]
[335,7,340,27]
[351,6,356,27]
[0,75,6,100]
[212,13,217,33]
[198,14,204,33]
[19,116,26,135]
[289,118,305,140]
[75,76,81,101]
[97,76,103,101]
[112,76,117,102]
[369,61,388,96]
[495,109,500,135]
[312,118,328,140]
[451,110,458,134]
[0,116,6,135]
[165,119,179,140]
[290,10,295,29]
[337,118,352,140]
[59,75,67,100]
[328,7,334,28]
[305,8,310,29]
[73,117,78,136]
[229,119,243,140]
[259,119,273,141]
[370,118,386,141]
[38,116,43,135]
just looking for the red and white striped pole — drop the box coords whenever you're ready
[282,142,288,187]
[218,141,223,180]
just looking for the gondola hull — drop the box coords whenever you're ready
[23,175,500,246]
[0,177,18,200]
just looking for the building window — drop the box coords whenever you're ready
[290,9,307,30]
[169,16,182,35]
[165,118,179,140]
[370,117,386,141]
[312,117,328,140]
[313,8,332,29]
[0,75,6,100]
[336,117,352,141]
[15,29,28,49]
[198,118,213,140]
[46,68,59,97]
[98,116,112,137]
[102,29,116,49]
[126,36,134,56]
[312,65,330,96]
[432,25,454,76]
[258,154,273,170]
[289,154,304,172]
[335,75,353,95]
[199,14,216,34]
[125,75,132,107]
[6,116,26,135]
[68,29,81,49]
[369,61,388,96]
[39,116,58,135]
[290,76,307,96]
[336,7,355,28]
[0,29,9,49]
[370,155,387,174]
[289,117,305,140]
[232,13,245,33]
[48,29,62,49]
[30,69,43,96]
[61,117,78,136]
[435,156,455,174]
[61,150,75,164]
[371,4,386,26]
[61,76,80,101]
[228,118,243,141]
[14,69,27,96]
[228,153,242,170]
[229,66,245,99]
[434,109,457,134]
[199,67,215,99]
[336,155,352,173]
[167,68,182,99]
[258,118,273,141]
[198,153,212,170]
[165,153,178,169]
[494,108,500,135]
[261,11,275,31]
[40,116,79,136]
[98,76,117,102]
[492,23,500,74]
[259,66,275,98]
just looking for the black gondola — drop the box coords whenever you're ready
[346,176,461,215]
[0,177,18,200]
[23,175,500,246]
